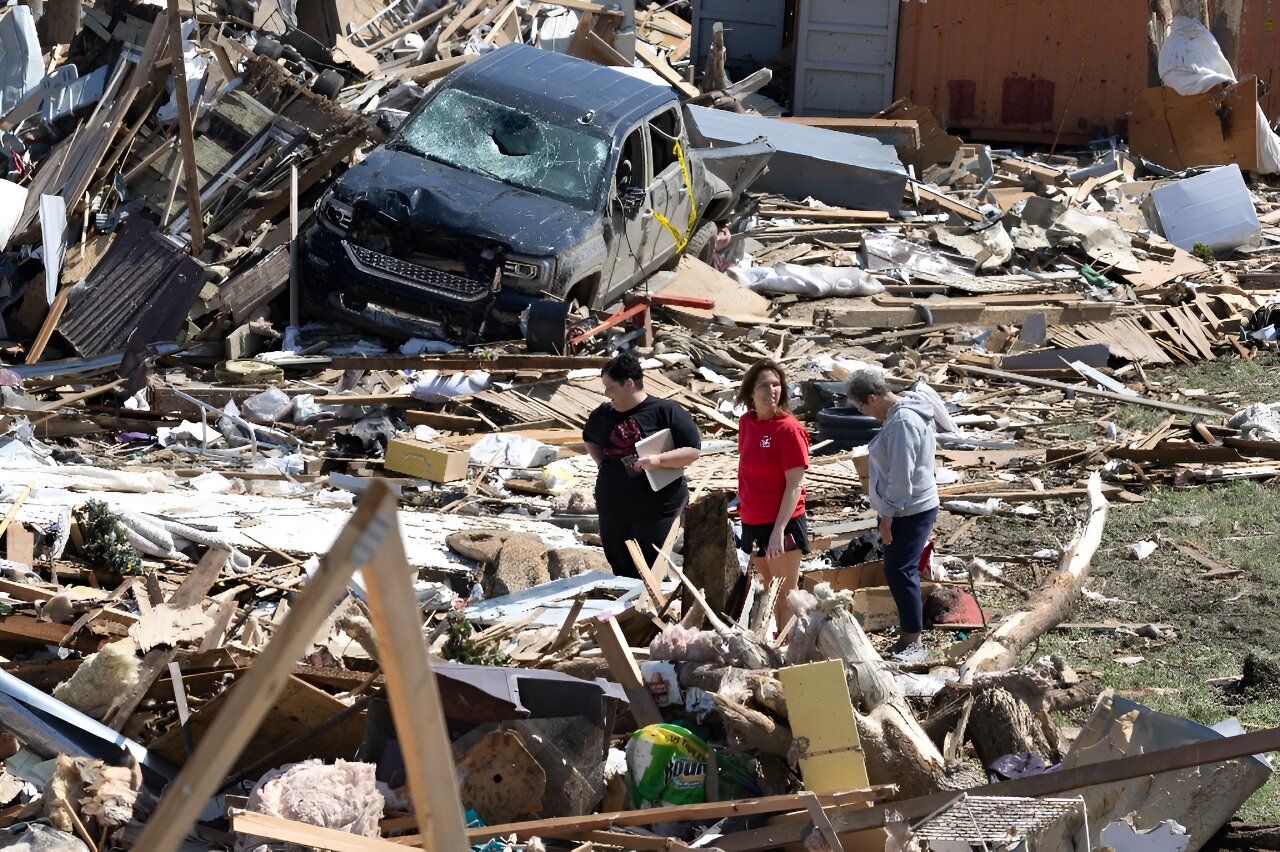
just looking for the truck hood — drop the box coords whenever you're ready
[336,147,599,255]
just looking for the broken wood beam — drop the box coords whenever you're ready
[166,0,203,256]
[950,363,1224,417]
[590,616,663,727]
[133,482,467,851]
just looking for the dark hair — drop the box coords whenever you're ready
[601,352,644,389]
[735,359,790,411]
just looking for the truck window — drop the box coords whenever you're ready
[397,88,609,209]
[616,129,645,195]
[649,108,681,176]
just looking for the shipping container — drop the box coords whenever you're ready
[892,0,1280,145]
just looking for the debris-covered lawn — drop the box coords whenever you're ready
[3,0,1280,849]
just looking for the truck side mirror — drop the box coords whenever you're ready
[620,187,646,219]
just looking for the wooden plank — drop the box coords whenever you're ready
[949,364,1224,417]
[912,182,985,221]
[404,410,486,433]
[166,0,202,254]
[590,616,663,726]
[359,487,468,851]
[463,786,892,842]
[24,286,71,365]
[132,482,411,851]
[233,810,408,850]
[436,0,489,44]
[634,40,699,98]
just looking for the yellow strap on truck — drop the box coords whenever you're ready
[651,139,699,252]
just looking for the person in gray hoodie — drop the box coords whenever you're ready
[847,369,941,663]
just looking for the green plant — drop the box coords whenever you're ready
[441,615,507,665]
[1192,242,1216,263]
[76,500,142,576]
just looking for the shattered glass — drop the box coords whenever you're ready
[399,89,608,209]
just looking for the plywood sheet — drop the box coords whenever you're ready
[777,659,868,793]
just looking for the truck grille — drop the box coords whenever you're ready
[342,241,491,304]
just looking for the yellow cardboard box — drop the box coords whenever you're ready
[384,437,469,483]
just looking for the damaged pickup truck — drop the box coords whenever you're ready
[301,43,772,344]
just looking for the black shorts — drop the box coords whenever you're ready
[739,514,810,557]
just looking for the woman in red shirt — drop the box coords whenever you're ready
[736,359,810,630]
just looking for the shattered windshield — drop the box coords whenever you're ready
[398,88,609,209]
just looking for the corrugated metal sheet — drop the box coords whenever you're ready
[60,219,205,358]
[893,0,1150,143]
[894,0,1280,144]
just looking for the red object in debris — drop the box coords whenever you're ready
[924,585,988,626]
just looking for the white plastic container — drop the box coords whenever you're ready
[1149,164,1262,253]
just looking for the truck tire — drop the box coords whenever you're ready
[312,69,344,100]
[815,406,880,449]
[683,221,718,264]
[254,36,284,59]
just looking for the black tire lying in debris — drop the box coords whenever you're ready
[312,69,344,100]
[254,36,284,59]
[814,406,880,451]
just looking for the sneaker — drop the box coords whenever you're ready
[886,640,927,664]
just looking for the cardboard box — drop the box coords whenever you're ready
[384,437,469,483]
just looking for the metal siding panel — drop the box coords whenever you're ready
[690,0,787,70]
[893,0,1149,143]
[794,0,900,116]
[60,220,205,358]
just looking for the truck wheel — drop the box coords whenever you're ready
[683,221,718,265]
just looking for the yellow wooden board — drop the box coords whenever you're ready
[777,659,868,792]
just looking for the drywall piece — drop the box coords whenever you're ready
[0,181,27,252]
[687,104,907,211]
[39,195,67,306]
[1100,817,1190,851]
[0,6,42,115]
[1035,693,1270,850]
[1149,164,1262,253]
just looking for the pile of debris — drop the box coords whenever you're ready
[0,0,1278,849]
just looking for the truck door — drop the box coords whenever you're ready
[600,126,652,307]
[641,106,696,272]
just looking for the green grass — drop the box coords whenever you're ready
[988,479,1280,821]
[1148,352,1280,403]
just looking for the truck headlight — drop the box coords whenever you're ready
[320,192,355,232]
[502,256,554,285]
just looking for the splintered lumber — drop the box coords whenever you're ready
[961,473,1108,680]
[133,482,467,852]
[951,363,1224,417]
[101,548,230,730]
[464,787,894,842]
[591,616,663,726]
[714,725,1280,850]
